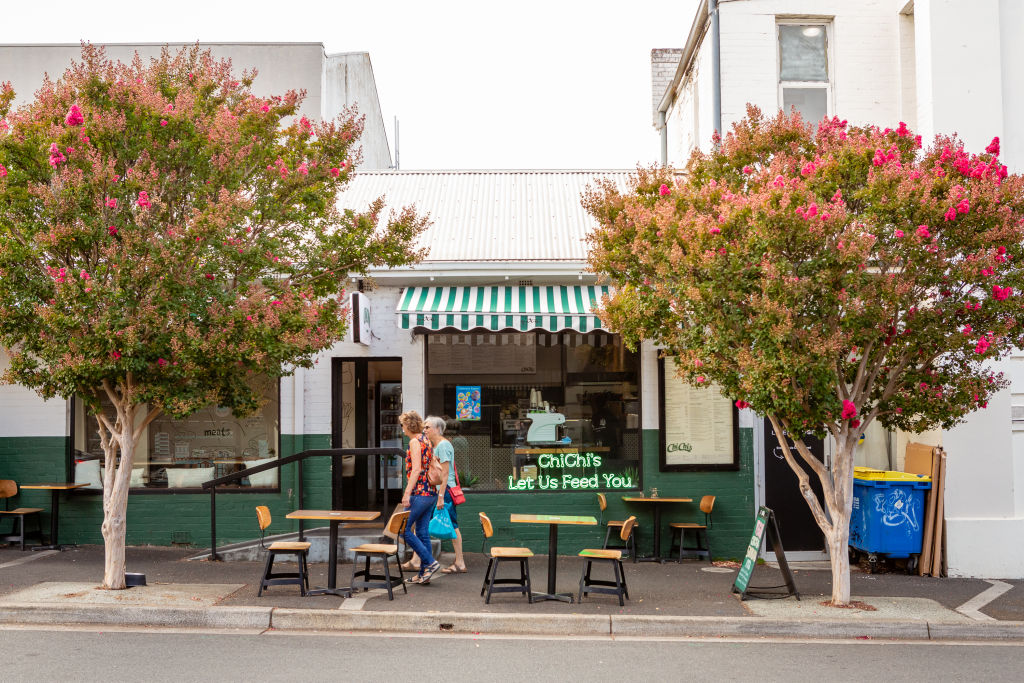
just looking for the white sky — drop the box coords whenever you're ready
[1,0,700,170]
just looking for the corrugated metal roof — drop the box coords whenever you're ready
[335,170,635,262]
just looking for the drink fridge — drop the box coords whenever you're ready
[377,382,403,489]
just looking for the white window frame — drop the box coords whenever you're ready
[776,18,835,121]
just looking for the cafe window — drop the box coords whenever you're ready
[778,21,832,125]
[71,378,280,491]
[425,332,641,493]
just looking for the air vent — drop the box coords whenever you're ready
[517,279,533,286]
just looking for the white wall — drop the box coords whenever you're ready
[323,53,392,170]
[284,286,425,436]
[913,0,1004,153]
[665,0,904,159]
[998,0,1024,173]
[0,43,325,120]
[666,39,713,165]
[912,0,1024,578]
[0,348,67,437]
[722,0,901,131]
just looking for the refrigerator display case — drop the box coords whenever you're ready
[377,382,403,489]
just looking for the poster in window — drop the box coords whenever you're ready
[455,385,481,421]
[659,358,739,471]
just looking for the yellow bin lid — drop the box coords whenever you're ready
[855,468,931,483]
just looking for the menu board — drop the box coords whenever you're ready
[428,334,537,375]
[659,357,738,471]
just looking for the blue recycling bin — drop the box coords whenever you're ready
[849,469,931,563]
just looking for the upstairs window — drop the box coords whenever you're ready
[778,22,831,126]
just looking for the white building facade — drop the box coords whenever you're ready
[653,0,1024,576]
[0,43,393,169]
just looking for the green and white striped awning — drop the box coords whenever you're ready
[397,285,612,332]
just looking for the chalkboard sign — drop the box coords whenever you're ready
[732,506,799,600]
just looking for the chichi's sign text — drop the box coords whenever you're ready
[508,451,634,491]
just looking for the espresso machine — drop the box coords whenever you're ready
[525,412,567,445]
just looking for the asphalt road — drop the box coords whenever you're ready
[3,627,1024,682]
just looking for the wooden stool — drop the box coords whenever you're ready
[596,492,639,562]
[0,480,44,551]
[350,511,410,600]
[577,516,636,606]
[255,506,310,596]
[669,495,715,561]
[479,512,533,604]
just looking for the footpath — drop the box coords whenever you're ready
[2,545,1023,641]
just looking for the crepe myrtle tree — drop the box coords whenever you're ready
[0,45,428,589]
[584,106,1024,605]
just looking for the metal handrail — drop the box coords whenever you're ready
[201,447,405,560]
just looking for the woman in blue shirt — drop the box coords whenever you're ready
[424,415,467,573]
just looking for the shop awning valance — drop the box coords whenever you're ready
[397,285,612,332]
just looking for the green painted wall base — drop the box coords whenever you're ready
[2,428,756,559]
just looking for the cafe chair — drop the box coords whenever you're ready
[0,480,44,551]
[577,516,636,606]
[255,505,311,597]
[668,495,715,561]
[596,492,638,563]
[478,512,533,604]
[349,510,410,600]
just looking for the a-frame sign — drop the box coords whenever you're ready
[732,506,800,600]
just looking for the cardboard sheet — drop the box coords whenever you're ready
[904,442,936,476]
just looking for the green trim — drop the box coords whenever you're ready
[0,428,756,557]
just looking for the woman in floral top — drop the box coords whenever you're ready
[400,410,440,583]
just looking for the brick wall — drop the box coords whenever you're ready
[2,428,756,559]
[665,0,904,162]
[650,48,684,127]
[452,427,755,559]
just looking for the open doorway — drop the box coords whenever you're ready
[332,357,403,512]
[755,418,830,561]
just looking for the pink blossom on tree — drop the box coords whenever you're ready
[65,104,84,126]
[0,45,428,590]
[48,143,65,167]
[585,106,1024,605]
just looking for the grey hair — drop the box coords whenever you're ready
[424,415,446,435]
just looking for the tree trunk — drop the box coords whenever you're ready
[100,415,135,590]
[824,435,856,606]
[767,414,856,606]
[825,516,851,604]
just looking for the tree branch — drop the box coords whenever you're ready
[133,406,163,444]
[767,413,833,536]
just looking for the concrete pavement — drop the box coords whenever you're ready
[1,544,1023,640]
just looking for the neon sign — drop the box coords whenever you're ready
[508,451,634,491]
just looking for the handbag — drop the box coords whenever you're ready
[427,450,445,487]
[447,464,466,505]
[428,505,457,540]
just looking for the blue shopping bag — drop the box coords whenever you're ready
[429,505,457,540]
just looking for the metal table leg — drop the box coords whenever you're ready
[530,523,573,603]
[306,520,351,597]
[33,489,73,551]
[638,505,665,563]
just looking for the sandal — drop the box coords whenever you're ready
[440,564,468,574]
[401,560,420,572]
[421,561,441,582]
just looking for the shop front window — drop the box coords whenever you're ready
[72,378,280,491]
[426,332,641,493]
